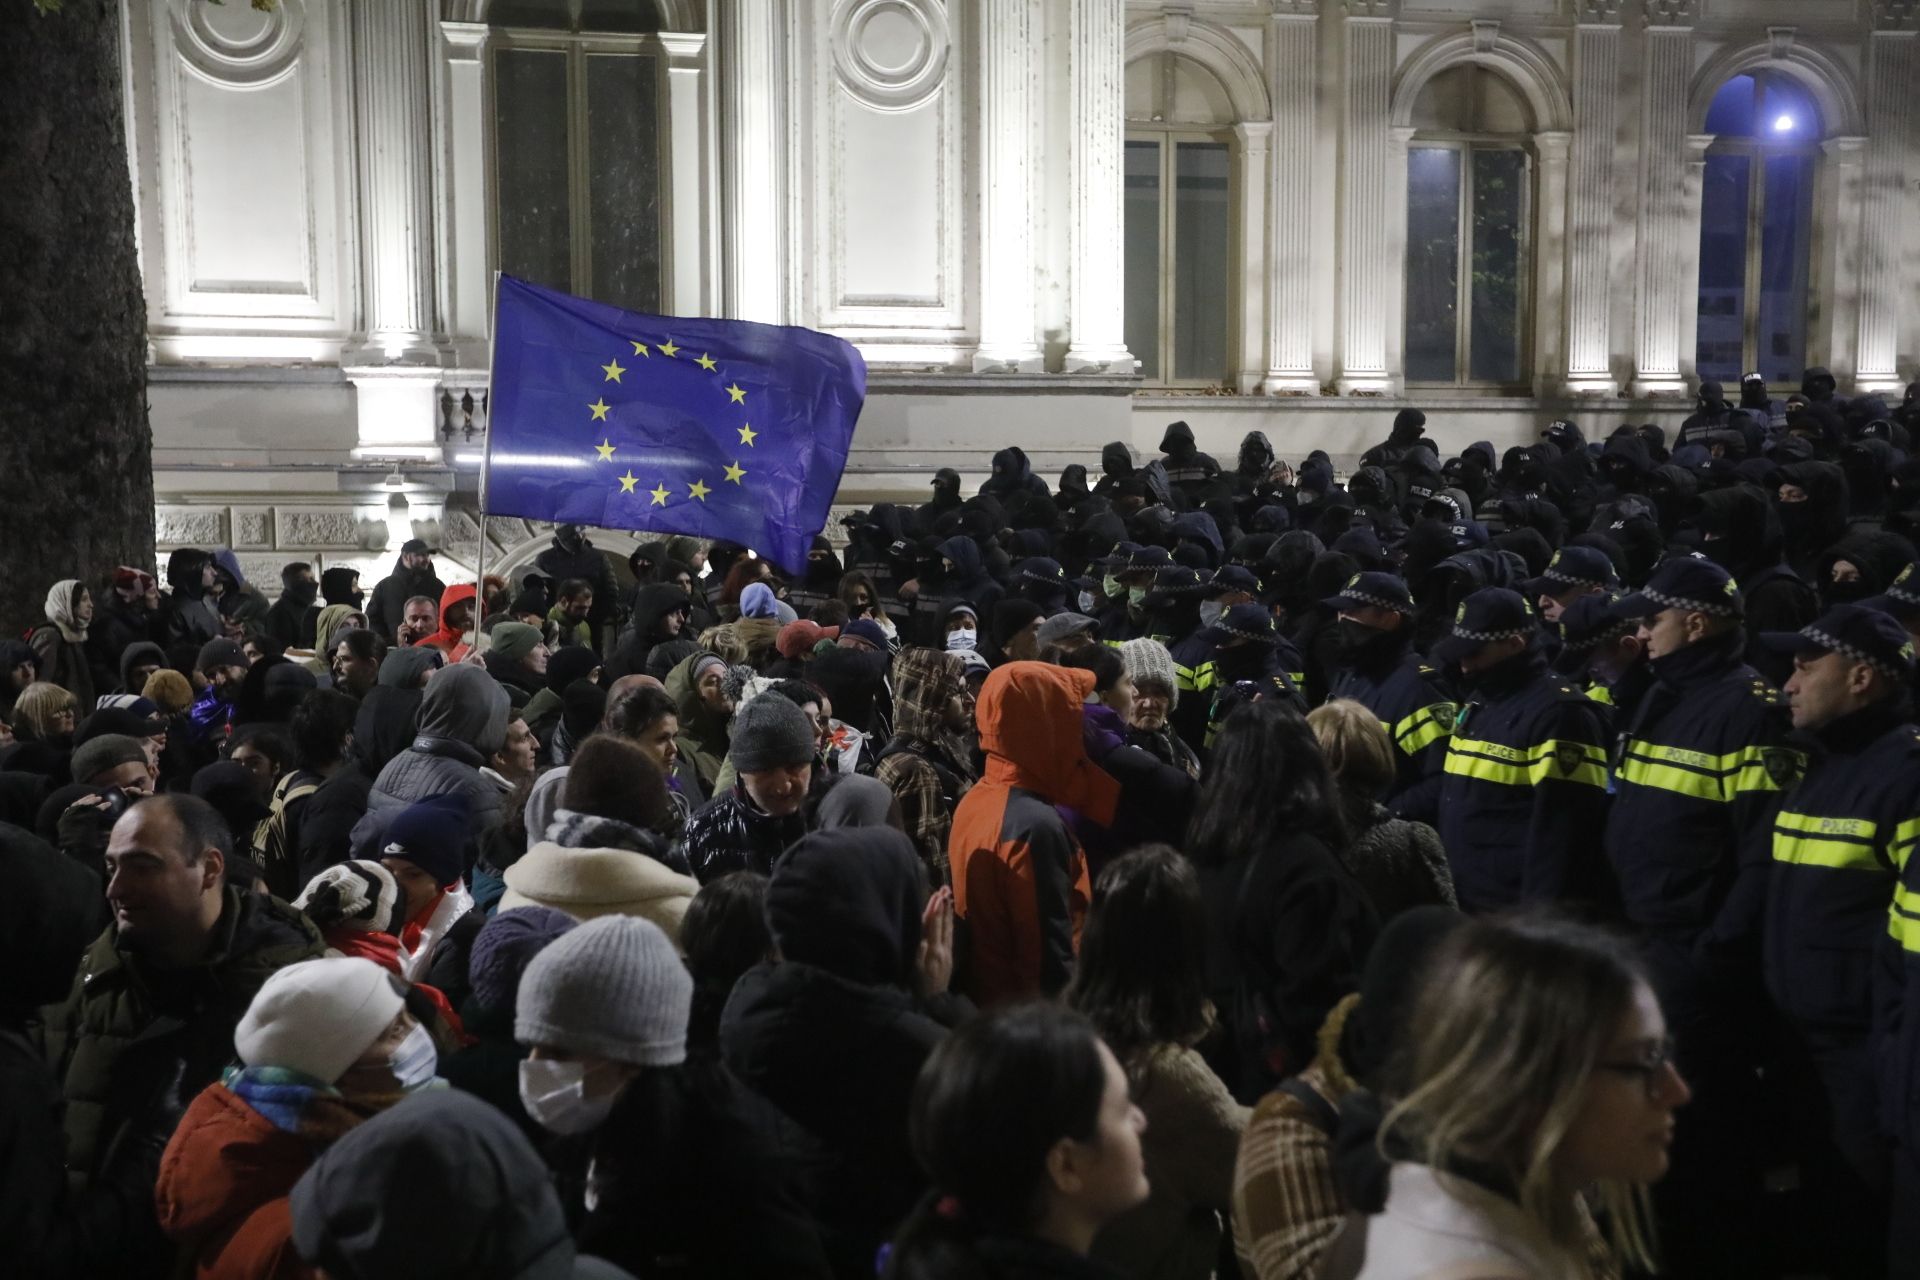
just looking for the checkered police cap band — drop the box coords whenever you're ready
[1333,587,1406,612]
[1449,624,1533,645]
[1543,566,1610,589]
[1636,587,1741,618]
[1802,626,1912,679]
[1215,618,1277,643]
[1560,617,1635,655]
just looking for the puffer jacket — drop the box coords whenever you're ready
[684,783,809,883]
[350,665,509,855]
[40,889,325,1195]
[364,553,445,644]
[948,663,1119,1006]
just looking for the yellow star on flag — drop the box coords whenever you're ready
[659,339,680,358]
[630,340,650,357]
[618,471,639,493]
[649,483,670,507]
[737,423,757,447]
[594,439,616,461]
[697,353,717,371]
[688,478,711,501]
[601,358,625,383]
[588,398,611,421]
[725,383,746,404]
[723,461,746,484]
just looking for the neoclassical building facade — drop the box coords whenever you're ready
[129,0,1919,584]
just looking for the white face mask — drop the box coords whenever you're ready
[1199,601,1226,627]
[389,1022,439,1091]
[518,1058,616,1135]
[1078,591,1096,614]
[945,627,977,652]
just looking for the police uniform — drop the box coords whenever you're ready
[1189,603,1305,750]
[1434,589,1612,914]
[1750,607,1920,1275]
[1606,557,1802,1277]
[1323,572,1457,824]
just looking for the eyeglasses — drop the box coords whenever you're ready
[1596,1035,1679,1099]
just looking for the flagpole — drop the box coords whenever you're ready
[473,270,502,655]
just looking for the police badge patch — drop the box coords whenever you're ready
[1554,743,1586,776]
[1762,748,1802,787]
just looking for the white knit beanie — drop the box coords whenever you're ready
[235,957,405,1084]
[515,915,691,1067]
[1119,637,1180,709]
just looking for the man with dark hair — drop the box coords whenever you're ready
[366,540,444,643]
[534,524,620,650]
[264,562,321,650]
[40,794,324,1276]
[548,578,594,649]
[396,595,439,648]
[260,688,361,897]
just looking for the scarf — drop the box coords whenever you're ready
[223,1065,427,1146]
[44,580,87,643]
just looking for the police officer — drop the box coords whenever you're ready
[1760,606,1920,1276]
[1324,571,1456,824]
[1095,546,1173,644]
[1194,602,1303,750]
[1518,544,1619,624]
[1434,588,1611,915]
[1607,555,1802,1275]
[1553,591,1654,716]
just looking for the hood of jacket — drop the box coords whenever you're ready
[1159,420,1198,460]
[378,645,442,688]
[1170,511,1224,559]
[765,827,925,987]
[1802,366,1838,400]
[987,447,1035,490]
[320,566,362,606]
[119,641,167,693]
[1237,431,1275,477]
[1689,484,1784,573]
[1100,441,1135,477]
[154,1082,322,1248]
[210,549,249,593]
[976,662,1118,825]
[416,663,510,757]
[1819,530,1919,596]
[437,582,477,619]
[167,547,213,594]
[313,604,362,652]
[630,584,692,644]
[936,534,987,582]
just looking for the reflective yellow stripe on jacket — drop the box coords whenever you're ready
[1888,883,1920,953]
[1443,736,1609,789]
[1891,818,1920,876]
[1771,812,1885,872]
[1584,683,1614,706]
[1392,704,1454,757]
[1616,740,1800,803]
[1175,660,1216,696]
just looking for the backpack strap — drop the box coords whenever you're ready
[1275,1076,1340,1136]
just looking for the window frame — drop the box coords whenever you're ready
[1402,132,1536,393]
[485,27,674,310]
[1696,71,1822,382]
[1123,126,1237,389]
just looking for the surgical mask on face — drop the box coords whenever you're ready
[1199,601,1225,628]
[518,1058,616,1136]
[1102,575,1124,600]
[945,628,977,652]
[1078,591,1096,614]
[388,1022,438,1091]
[1127,587,1148,608]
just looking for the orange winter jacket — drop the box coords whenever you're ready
[947,663,1120,1007]
[418,583,478,662]
[154,1084,319,1280]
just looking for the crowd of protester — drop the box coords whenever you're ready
[4,366,1920,1278]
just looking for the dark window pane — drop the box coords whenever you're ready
[1694,152,1749,383]
[587,53,661,312]
[1172,142,1230,383]
[1468,149,1525,384]
[1705,74,1756,138]
[1124,140,1162,381]
[1756,153,1813,383]
[1404,147,1461,383]
[495,49,572,293]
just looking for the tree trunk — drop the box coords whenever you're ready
[0,0,154,637]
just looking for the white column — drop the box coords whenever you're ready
[1532,131,1571,397]
[1630,18,1692,396]
[1064,0,1133,373]
[436,21,490,365]
[716,0,787,324]
[349,0,441,364]
[1857,27,1915,390]
[1264,6,1320,394]
[1563,14,1620,394]
[1234,121,1272,393]
[1335,4,1394,395]
[974,0,1043,372]
[661,32,714,318]
[1815,136,1868,383]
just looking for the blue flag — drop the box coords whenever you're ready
[485,275,866,574]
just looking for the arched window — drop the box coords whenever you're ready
[1403,65,1532,388]
[1694,72,1819,383]
[1124,52,1235,386]
[490,0,668,313]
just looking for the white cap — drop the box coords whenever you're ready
[235,957,406,1084]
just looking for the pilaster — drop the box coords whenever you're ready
[662,32,713,318]
[347,0,441,365]
[1532,131,1572,397]
[1264,5,1320,393]
[1234,121,1272,394]
[1630,9,1694,397]
[1816,135,1868,384]
[717,0,788,324]
[1335,1,1395,395]
[974,0,1044,372]
[1564,12,1621,394]
[1856,22,1916,389]
[1064,0,1134,373]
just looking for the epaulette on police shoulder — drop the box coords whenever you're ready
[1417,664,1437,676]
[1749,680,1784,706]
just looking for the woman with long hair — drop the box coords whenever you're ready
[1306,699,1455,920]
[1336,915,1688,1278]
[885,1002,1148,1280]
[1067,846,1249,1280]
[1186,699,1379,1102]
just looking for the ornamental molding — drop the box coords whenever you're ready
[276,508,362,550]
[156,508,228,548]
[1643,0,1696,26]
[1873,2,1920,30]
[829,0,950,113]
[166,0,306,87]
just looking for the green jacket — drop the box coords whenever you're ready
[666,651,732,801]
[41,887,324,1190]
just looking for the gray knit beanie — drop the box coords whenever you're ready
[515,915,690,1067]
[1119,637,1179,709]
[729,688,818,774]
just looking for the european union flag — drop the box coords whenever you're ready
[485,275,866,574]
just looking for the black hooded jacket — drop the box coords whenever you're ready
[366,552,446,643]
[1158,422,1221,492]
[980,447,1051,500]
